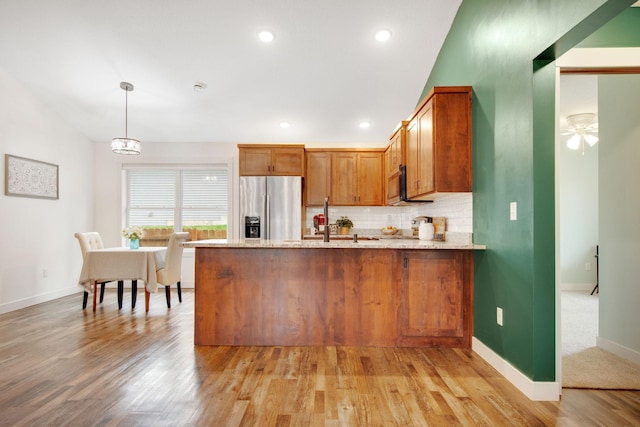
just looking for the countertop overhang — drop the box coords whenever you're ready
[184,238,486,250]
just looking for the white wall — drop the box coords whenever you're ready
[597,74,640,358]
[0,68,94,314]
[557,75,600,290]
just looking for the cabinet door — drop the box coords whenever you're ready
[271,147,304,176]
[305,152,332,206]
[331,152,357,205]
[239,148,272,175]
[405,118,419,199]
[357,152,383,205]
[401,251,465,339]
[416,100,434,195]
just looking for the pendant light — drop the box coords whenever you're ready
[111,82,141,155]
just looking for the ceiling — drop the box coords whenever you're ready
[0,1,462,146]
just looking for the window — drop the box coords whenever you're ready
[124,165,229,244]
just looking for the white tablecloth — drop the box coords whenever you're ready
[78,247,166,293]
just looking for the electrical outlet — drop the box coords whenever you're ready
[42,269,48,278]
[585,262,591,271]
[509,202,517,221]
[497,307,503,326]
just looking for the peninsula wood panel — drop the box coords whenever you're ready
[194,247,473,347]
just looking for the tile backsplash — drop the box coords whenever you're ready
[306,193,472,233]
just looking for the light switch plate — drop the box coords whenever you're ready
[510,202,517,221]
[497,307,503,326]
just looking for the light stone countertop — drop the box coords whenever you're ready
[184,238,486,250]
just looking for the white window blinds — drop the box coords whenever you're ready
[125,166,228,229]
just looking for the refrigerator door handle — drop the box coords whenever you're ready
[264,193,270,240]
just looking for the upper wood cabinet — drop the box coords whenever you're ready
[404,86,472,200]
[331,151,383,206]
[385,122,407,205]
[305,149,384,206]
[238,144,305,176]
[305,151,332,206]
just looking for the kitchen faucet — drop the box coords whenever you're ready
[323,197,330,242]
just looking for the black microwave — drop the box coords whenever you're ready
[398,165,431,204]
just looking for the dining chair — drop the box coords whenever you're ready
[74,232,124,309]
[145,232,189,312]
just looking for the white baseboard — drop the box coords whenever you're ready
[0,286,80,315]
[472,337,560,401]
[597,336,640,365]
[560,282,596,291]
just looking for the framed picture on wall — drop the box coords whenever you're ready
[4,154,59,200]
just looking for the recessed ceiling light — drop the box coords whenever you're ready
[258,30,275,43]
[193,82,207,92]
[279,121,291,129]
[359,121,371,129]
[374,29,392,42]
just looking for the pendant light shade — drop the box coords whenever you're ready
[111,82,141,155]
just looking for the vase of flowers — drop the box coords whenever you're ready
[122,226,143,249]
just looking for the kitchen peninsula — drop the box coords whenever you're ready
[185,238,485,348]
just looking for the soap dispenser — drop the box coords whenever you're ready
[418,219,434,241]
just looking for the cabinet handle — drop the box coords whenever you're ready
[272,165,275,172]
[403,257,408,268]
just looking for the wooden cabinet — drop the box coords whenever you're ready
[400,251,472,347]
[239,144,305,176]
[305,149,384,206]
[404,86,472,200]
[385,122,407,205]
[194,247,473,348]
[305,151,332,206]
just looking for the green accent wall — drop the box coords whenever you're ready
[417,0,636,381]
[579,7,640,47]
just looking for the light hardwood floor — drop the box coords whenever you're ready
[0,290,638,426]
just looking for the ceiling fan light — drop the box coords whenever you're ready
[567,134,581,150]
[584,134,599,146]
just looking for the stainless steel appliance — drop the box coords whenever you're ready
[239,176,302,240]
[398,165,433,204]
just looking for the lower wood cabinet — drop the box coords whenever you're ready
[400,251,471,346]
[194,247,473,347]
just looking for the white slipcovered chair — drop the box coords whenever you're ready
[144,232,189,312]
[74,232,124,309]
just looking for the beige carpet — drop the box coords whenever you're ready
[563,346,640,389]
[562,291,640,390]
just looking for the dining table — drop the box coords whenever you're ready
[78,246,167,312]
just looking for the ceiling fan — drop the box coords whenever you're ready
[561,113,599,153]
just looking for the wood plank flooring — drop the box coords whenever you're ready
[0,290,638,426]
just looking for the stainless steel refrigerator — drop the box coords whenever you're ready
[239,176,302,240]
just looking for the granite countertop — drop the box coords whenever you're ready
[184,237,486,250]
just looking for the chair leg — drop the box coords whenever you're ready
[177,281,182,303]
[145,290,150,313]
[93,282,97,312]
[82,291,88,309]
[165,286,171,308]
[99,283,106,303]
[117,281,124,309]
[131,280,137,309]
